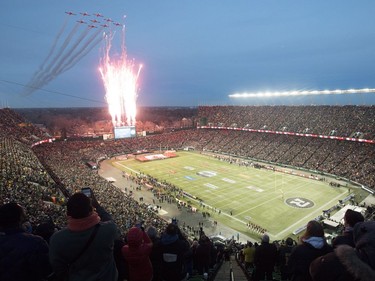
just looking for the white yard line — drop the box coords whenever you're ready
[273,192,345,239]
[116,162,140,174]
[115,158,344,240]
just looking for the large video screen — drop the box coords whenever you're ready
[114,126,136,139]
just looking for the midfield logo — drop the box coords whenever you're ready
[286,197,314,208]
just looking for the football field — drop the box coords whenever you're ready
[113,151,352,240]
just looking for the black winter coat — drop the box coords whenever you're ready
[289,241,332,281]
[0,227,51,281]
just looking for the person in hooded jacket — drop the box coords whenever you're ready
[309,220,375,281]
[289,220,332,281]
[122,226,153,281]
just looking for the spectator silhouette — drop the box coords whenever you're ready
[242,241,255,271]
[159,223,190,281]
[35,217,56,244]
[145,226,162,281]
[122,226,153,281]
[289,220,332,281]
[310,220,375,281]
[0,202,51,281]
[253,234,278,281]
[279,237,295,280]
[49,191,120,281]
[194,234,212,275]
[332,209,364,248]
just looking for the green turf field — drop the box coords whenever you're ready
[112,151,354,240]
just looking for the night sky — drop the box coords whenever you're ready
[1,0,375,108]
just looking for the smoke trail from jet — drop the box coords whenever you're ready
[54,28,103,76]
[23,13,107,96]
[23,23,82,95]
[29,18,68,84]
[36,27,91,86]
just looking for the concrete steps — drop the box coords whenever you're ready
[214,255,249,281]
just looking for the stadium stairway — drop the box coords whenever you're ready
[214,255,248,281]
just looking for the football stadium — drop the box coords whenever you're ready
[1,105,375,280]
[2,1,375,281]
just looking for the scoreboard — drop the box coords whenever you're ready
[114,126,136,139]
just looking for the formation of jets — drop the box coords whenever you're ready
[65,11,123,29]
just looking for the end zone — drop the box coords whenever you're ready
[135,150,178,162]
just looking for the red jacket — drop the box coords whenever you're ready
[122,229,153,281]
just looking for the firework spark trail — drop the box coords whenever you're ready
[99,28,142,127]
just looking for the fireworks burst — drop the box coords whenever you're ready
[99,27,142,127]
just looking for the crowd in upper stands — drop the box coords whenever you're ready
[198,105,375,139]
[0,108,49,144]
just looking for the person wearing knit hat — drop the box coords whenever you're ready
[122,226,153,281]
[0,202,51,281]
[49,191,120,281]
[332,209,364,248]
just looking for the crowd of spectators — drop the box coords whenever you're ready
[1,105,375,280]
[187,129,374,190]
[0,136,65,229]
[235,216,375,280]
[0,108,49,144]
[1,106,374,228]
[198,105,375,139]
[0,109,228,280]
[32,140,168,237]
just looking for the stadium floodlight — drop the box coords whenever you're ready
[228,88,375,98]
